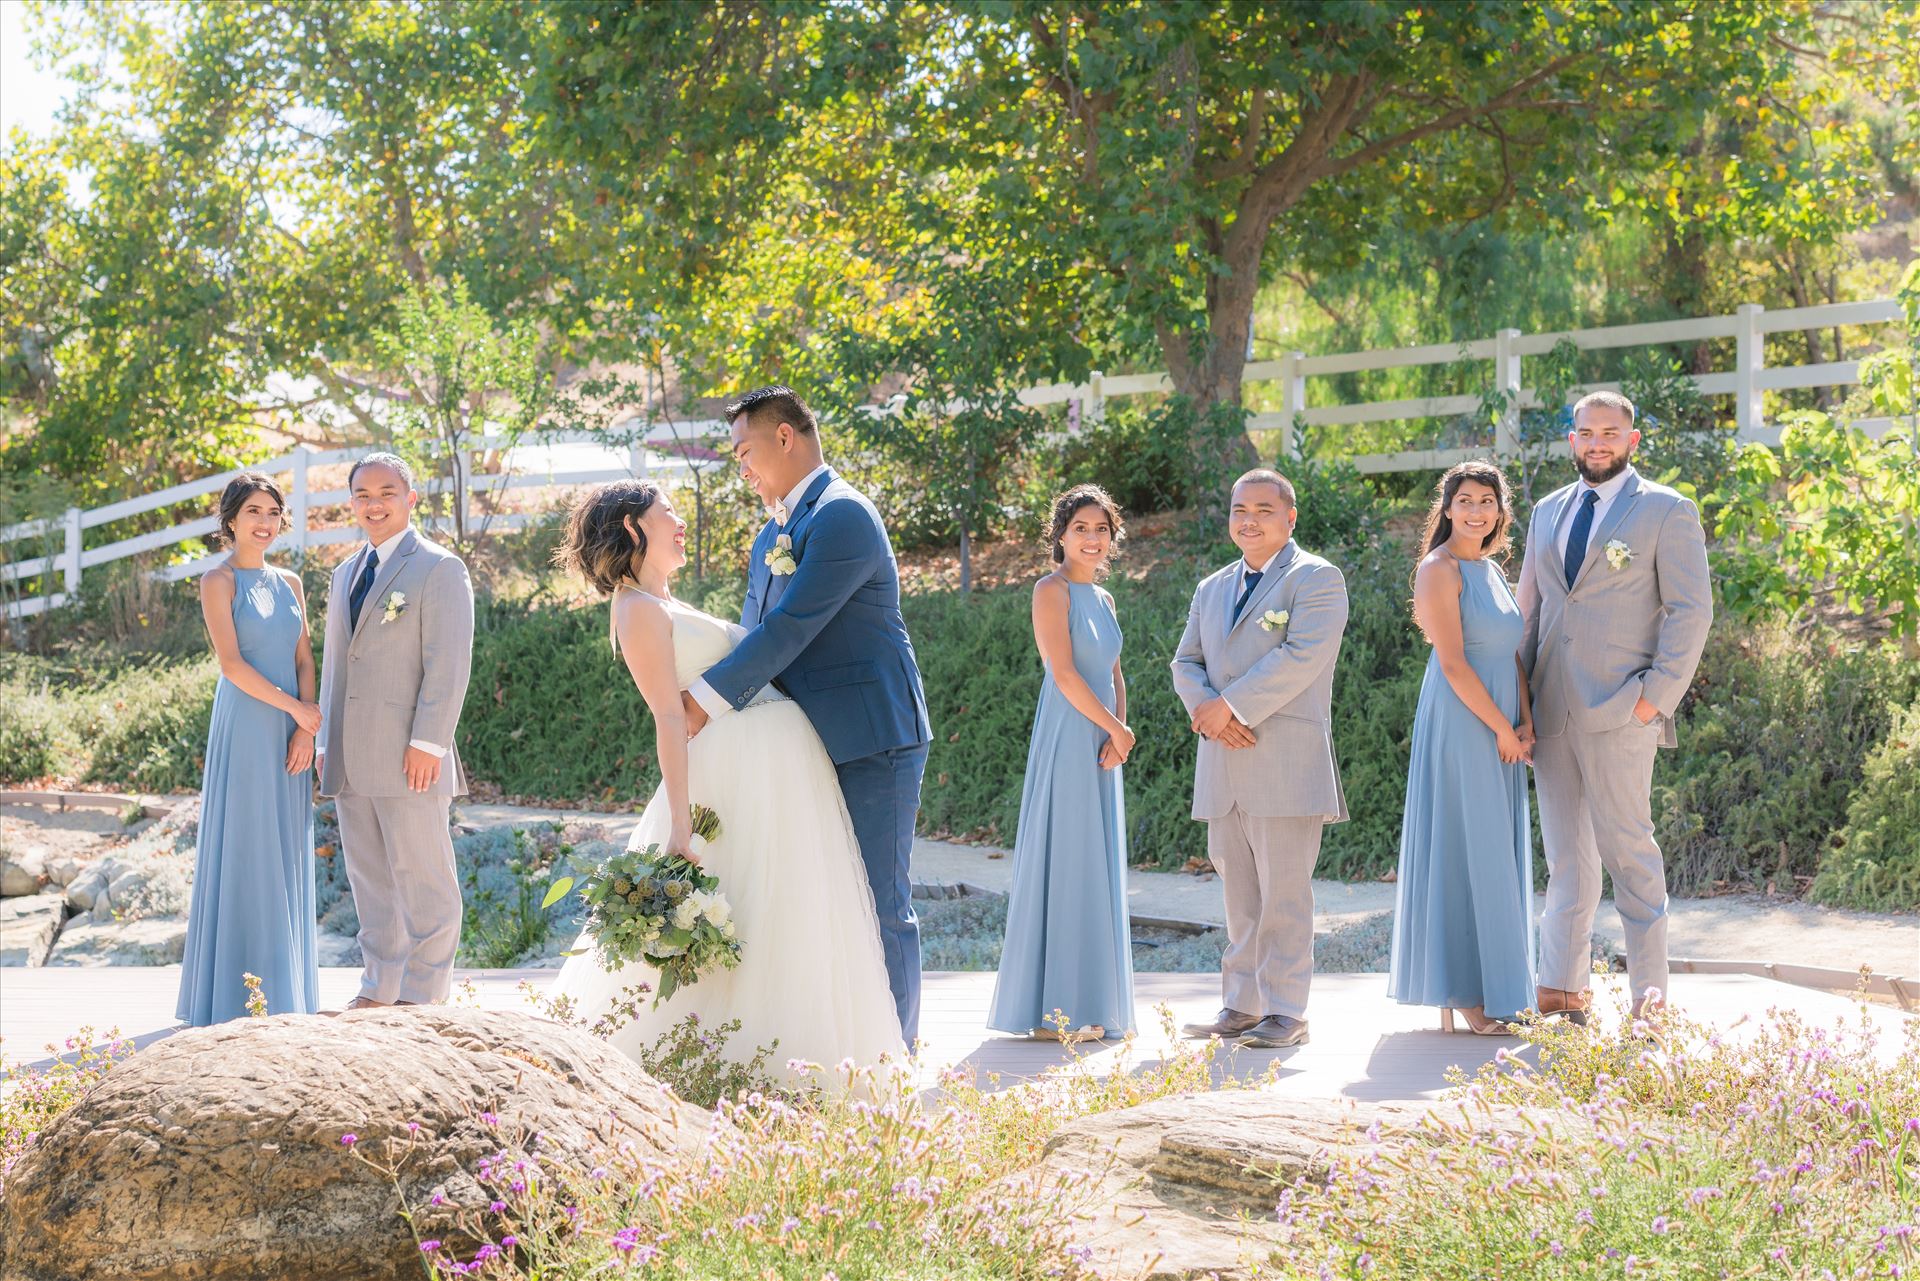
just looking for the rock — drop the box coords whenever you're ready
[64,868,106,913]
[104,866,149,903]
[43,914,189,966]
[0,892,67,966]
[0,845,48,897]
[1030,1093,1557,1280]
[45,857,82,888]
[316,931,361,967]
[0,1007,708,1281]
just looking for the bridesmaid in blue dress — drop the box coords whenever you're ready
[989,484,1136,1043]
[177,473,322,1025]
[1388,461,1535,1034]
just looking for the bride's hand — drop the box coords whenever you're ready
[666,821,697,864]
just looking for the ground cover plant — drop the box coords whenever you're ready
[1270,997,1920,1279]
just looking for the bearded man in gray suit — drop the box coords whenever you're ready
[1172,469,1349,1050]
[316,453,475,1009]
[1517,391,1712,1024]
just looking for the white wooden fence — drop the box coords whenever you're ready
[0,297,1906,621]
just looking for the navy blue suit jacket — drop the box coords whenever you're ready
[702,469,932,765]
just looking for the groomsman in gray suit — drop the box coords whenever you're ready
[1517,391,1712,1022]
[316,453,475,1009]
[1172,470,1349,1049]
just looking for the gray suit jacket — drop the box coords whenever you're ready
[1516,468,1713,748]
[318,529,475,798]
[1171,542,1350,823]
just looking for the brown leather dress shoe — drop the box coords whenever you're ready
[1533,986,1590,1027]
[1181,1007,1261,1039]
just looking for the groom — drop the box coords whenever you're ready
[316,452,475,1009]
[683,386,933,1045]
[1517,390,1711,1022]
[1172,469,1349,1050]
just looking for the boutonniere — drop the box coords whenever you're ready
[381,590,408,623]
[1604,539,1634,571]
[1259,608,1290,633]
[764,533,798,576]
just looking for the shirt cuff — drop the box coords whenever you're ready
[688,677,732,719]
[1222,697,1249,726]
[408,739,447,757]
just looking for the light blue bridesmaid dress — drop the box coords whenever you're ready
[176,566,318,1025]
[1387,555,1535,1021]
[989,579,1136,1036]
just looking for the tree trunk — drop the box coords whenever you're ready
[957,516,972,597]
[1156,273,1261,473]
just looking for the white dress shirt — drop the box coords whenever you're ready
[342,527,446,758]
[1556,466,1634,567]
[689,463,832,719]
[1222,544,1289,726]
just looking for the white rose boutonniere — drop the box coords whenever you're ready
[1604,539,1634,571]
[1259,608,1290,634]
[765,533,798,576]
[381,590,408,623]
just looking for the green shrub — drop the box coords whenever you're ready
[1813,694,1920,910]
[0,658,72,781]
[79,656,219,792]
[1655,625,1917,897]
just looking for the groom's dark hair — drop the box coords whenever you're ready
[725,385,817,436]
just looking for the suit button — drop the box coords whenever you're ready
[1562,636,1572,645]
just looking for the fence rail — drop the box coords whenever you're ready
[3,298,1908,621]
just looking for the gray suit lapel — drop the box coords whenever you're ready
[1570,472,1642,594]
[1226,541,1299,641]
[1537,488,1570,588]
[350,529,419,645]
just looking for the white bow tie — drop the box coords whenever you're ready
[772,500,790,526]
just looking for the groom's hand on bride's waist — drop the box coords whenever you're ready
[681,690,710,739]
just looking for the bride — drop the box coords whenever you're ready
[548,480,907,1085]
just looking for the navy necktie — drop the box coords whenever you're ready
[1231,570,1264,623]
[1563,489,1600,588]
[349,548,379,631]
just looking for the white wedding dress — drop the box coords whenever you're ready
[550,592,908,1087]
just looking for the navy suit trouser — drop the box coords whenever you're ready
[835,743,928,1047]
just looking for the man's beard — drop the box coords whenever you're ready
[1575,452,1630,485]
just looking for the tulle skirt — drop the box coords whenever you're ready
[551,697,907,1089]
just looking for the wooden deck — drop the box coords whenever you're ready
[1,968,1907,1097]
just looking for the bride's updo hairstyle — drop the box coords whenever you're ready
[555,479,663,596]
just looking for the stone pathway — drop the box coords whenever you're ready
[457,802,1919,979]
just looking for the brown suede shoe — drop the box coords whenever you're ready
[1533,986,1590,1027]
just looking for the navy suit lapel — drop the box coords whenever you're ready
[745,521,777,626]
[764,470,837,613]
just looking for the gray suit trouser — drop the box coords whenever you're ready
[1207,808,1323,1019]
[335,787,460,1004]
[1533,720,1669,1002]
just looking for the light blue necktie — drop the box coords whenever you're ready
[1563,490,1600,588]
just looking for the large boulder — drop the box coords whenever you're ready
[41,914,189,966]
[0,1007,709,1281]
[1033,1092,1555,1280]
[0,843,48,897]
[0,892,65,965]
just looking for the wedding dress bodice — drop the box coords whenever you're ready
[614,591,784,703]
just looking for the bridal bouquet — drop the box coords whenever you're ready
[544,805,741,1007]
